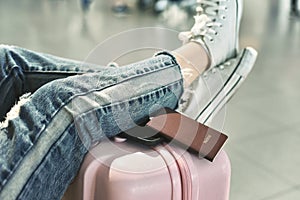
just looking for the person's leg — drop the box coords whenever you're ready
[0,45,107,121]
[173,42,210,86]
[0,46,190,199]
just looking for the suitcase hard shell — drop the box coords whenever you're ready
[62,137,231,200]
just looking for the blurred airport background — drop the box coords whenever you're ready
[0,0,299,199]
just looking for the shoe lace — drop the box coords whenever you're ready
[199,0,229,40]
[178,0,228,43]
[201,0,228,16]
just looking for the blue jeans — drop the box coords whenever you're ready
[0,45,183,200]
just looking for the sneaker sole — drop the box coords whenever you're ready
[197,47,257,125]
[177,47,257,125]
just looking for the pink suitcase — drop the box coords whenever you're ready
[62,136,231,200]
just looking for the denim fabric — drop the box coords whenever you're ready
[0,45,108,121]
[0,45,183,200]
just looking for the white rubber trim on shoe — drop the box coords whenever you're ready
[236,47,258,77]
[196,47,257,124]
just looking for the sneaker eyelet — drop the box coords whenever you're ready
[224,61,231,66]
[215,32,219,35]
[221,15,226,20]
[210,39,214,42]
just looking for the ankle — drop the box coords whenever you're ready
[172,42,210,86]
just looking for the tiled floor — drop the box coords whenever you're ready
[1,0,300,199]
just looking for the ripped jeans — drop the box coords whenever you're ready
[0,45,183,200]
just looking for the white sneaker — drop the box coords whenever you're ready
[179,0,243,68]
[176,47,257,125]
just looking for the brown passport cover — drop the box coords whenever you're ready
[147,108,228,161]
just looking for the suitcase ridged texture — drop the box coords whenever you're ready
[63,138,230,200]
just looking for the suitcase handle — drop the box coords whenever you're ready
[118,132,164,146]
